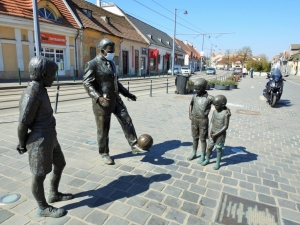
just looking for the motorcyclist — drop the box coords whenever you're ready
[264,68,284,102]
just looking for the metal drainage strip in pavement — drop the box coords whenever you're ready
[215,193,280,225]
[85,141,97,145]
[235,109,261,116]
[0,193,21,205]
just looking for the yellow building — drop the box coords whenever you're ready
[67,0,148,75]
[0,0,81,79]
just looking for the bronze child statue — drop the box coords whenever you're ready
[17,56,73,218]
[188,78,214,164]
[83,38,147,165]
[201,95,231,170]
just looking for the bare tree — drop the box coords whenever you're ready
[237,46,252,66]
[224,49,231,67]
[258,54,268,61]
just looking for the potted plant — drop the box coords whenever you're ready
[208,79,216,88]
[186,80,194,93]
[215,80,230,90]
[228,80,238,89]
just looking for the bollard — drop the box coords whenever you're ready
[73,68,75,82]
[18,68,21,85]
[54,86,60,114]
[166,79,168,93]
[150,80,152,97]
[56,70,59,83]
[127,81,130,101]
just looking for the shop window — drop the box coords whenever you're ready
[82,9,92,18]
[39,8,61,22]
[35,47,64,71]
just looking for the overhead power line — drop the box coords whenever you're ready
[151,0,206,33]
[132,0,201,33]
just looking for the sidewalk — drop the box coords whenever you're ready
[0,76,299,225]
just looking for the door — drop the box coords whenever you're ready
[122,51,128,74]
[36,47,65,75]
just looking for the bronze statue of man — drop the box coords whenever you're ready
[83,38,147,165]
[17,56,73,218]
[201,95,231,170]
[188,78,214,164]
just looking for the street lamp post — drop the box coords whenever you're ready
[32,0,41,55]
[171,9,187,76]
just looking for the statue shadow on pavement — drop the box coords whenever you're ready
[112,140,192,166]
[209,146,258,167]
[62,173,171,211]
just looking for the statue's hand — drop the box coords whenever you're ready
[210,131,216,138]
[128,93,137,101]
[16,144,27,154]
[98,97,110,107]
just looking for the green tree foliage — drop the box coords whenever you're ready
[247,60,271,72]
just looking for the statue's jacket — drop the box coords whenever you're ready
[83,55,130,116]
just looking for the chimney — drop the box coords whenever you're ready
[183,40,188,45]
[96,0,101,7]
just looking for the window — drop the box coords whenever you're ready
[34,47,65,71]
[82,9,92,18]
[39,8,60,21]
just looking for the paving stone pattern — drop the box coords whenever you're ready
[0,76,300,224]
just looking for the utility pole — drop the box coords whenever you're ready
[32,0,41,55]
[176,32,234,71]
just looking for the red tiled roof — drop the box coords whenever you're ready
[67,0,147,44]
[175,39,191,55]
[187,44,200,59]
[0,0,80,28]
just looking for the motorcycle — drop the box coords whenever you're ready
[263,68,285,107]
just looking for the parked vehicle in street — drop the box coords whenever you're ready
[168,67,180,75]
[206,67,216,75]
[263,68,285,107]
[233,67,242,75]
[181,66,191,75]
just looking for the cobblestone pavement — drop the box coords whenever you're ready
[0,75,300,225]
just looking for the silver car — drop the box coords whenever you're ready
[168,67,180,75]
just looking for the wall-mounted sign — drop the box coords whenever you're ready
[40,32,66,45]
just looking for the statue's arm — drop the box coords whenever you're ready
[18,122,28,149]
[189,96,194,119]
[117,81,130,97]
[83,62,101,103]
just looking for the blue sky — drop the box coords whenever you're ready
[87,0,300,60]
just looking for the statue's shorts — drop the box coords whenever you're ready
[207,133,226,150]
[26,128,66,176]
[191,116,208,141]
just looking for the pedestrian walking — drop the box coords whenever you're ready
[250,67,254,78]
[242,67,248,78]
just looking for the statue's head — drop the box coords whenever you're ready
[98,38,115,59]
[194,78,207,94]
[29,56,58,87]
[213,95,227,111]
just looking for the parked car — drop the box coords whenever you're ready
[233,67,242,75]
[206,67,216,75]
[167,67,180,75]
[181,66,191,75]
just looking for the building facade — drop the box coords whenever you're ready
[0,0,81,79]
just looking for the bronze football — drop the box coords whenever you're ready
[137,134,153,150]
